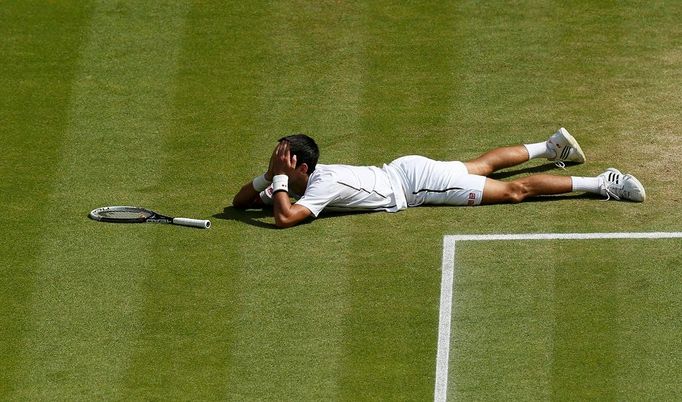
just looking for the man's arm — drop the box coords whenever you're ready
[234,140,312,227]
[272,191,312,228]
[232,181,266,209]
[270,141,313,228]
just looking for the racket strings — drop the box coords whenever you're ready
[96,208,152,220]
[104,211,147,219]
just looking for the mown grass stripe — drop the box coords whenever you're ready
[13,1,189,399]
[338,2,460,400]
[615,239,682,400]
[322,2,454,400]
[224,2,366,399]
[0,3,94,398]
[542,5,631,399]
[442,2,561,399]
[442,2,626,398]
[118,3,268,399]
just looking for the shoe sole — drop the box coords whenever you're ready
[556,128,586,163]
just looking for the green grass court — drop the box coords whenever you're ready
[2,1,681,400]
[442,235,681,401]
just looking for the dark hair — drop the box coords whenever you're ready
[279,134,319,173]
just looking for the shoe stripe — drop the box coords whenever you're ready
[607,172,621,185]
[561,146,571,160]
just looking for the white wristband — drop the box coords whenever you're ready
[252,173,272,192]
[272,174,289,194]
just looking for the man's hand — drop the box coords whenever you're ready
[271,140,297,176]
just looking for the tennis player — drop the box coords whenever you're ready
[233,130,646,228]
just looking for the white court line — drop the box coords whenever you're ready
[434,232,682,402]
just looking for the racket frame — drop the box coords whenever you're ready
[89,206,210,229]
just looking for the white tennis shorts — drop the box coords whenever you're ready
[389,155,486,207]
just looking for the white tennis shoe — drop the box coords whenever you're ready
[547,127,586,167]
[598,168,646,202]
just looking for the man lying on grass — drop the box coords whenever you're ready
[233,130,645,228]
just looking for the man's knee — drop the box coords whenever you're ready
[506,181,529,203]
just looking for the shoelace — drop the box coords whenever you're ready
[550,146,568,169]
[601,181,622,201]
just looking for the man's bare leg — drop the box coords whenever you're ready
[463,128,588,177]
[481,175,573,204]
[464,145,533,176]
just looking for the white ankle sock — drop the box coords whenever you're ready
[524,141,551,159]
[571,176,602,193]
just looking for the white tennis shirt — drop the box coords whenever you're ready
[260,164,408,217]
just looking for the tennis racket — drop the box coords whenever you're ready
[89,206,211,229]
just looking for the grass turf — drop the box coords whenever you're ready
[1,0,680,400]
[452,239,681,400]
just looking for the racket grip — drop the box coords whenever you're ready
[172,217,211,229]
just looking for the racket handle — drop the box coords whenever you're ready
[172,217,211,229]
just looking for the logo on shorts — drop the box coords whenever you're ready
[467,192,476,206]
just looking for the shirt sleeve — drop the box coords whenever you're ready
[295,170,341,217]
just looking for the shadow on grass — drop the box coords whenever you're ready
[213,206,377,229]
[214,184,602,228]
[522,193,603,202]
[406,193,600,211]
[488,162,581,180]
[213,207,278,229]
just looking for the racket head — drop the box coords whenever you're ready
[89,206,155,223]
